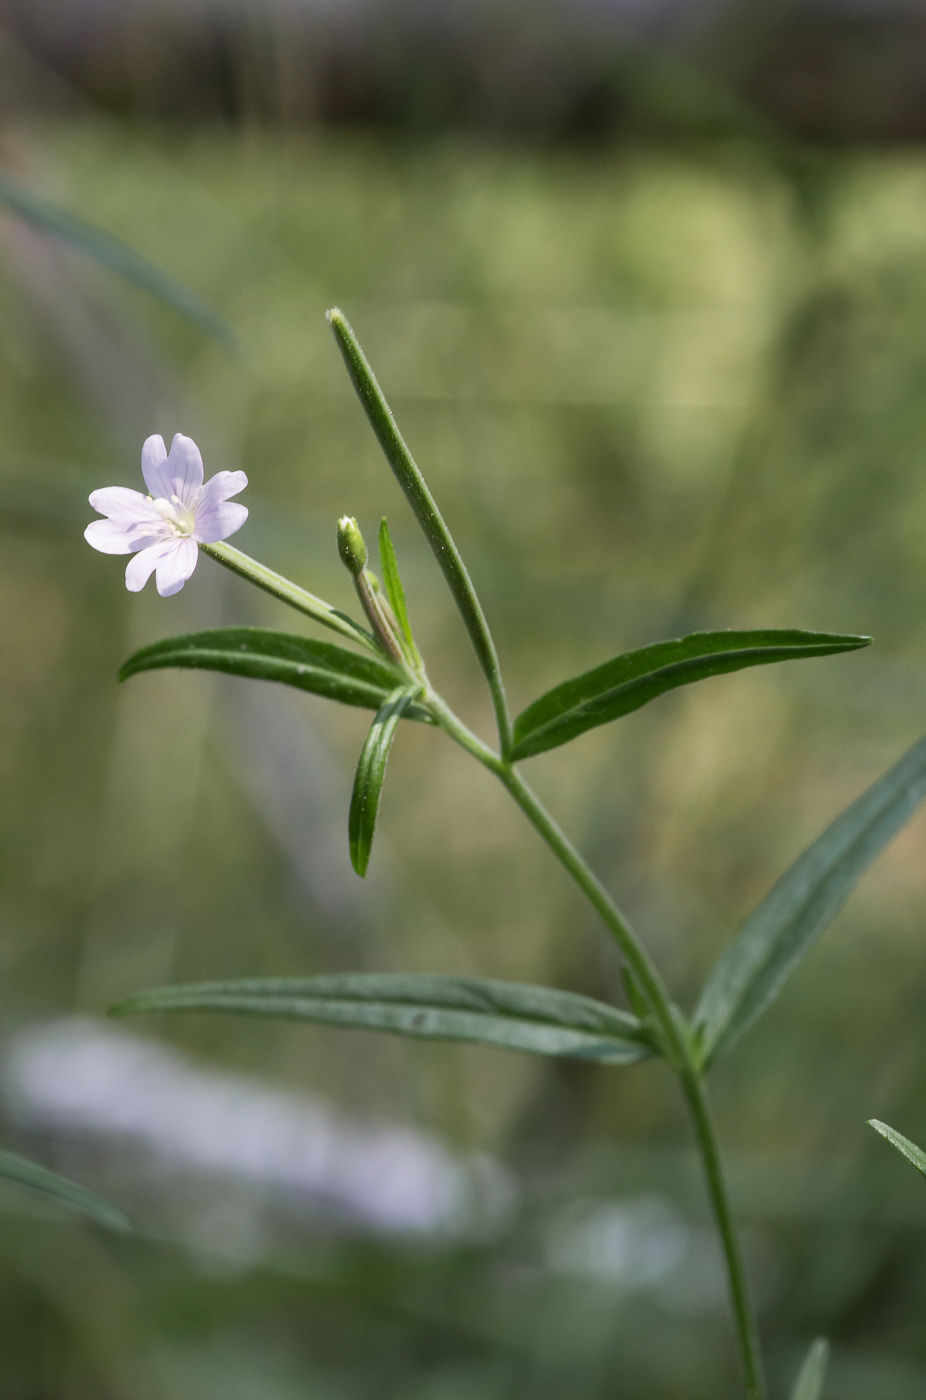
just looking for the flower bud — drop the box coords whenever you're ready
[337,516,367,575]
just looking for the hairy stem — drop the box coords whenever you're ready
[426,686,766,1399]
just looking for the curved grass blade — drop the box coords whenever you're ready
[327,309,512,755]
[868,1120,926,1178]
[0,1150,128,1231]
[350,688,419,875]
[110,974,656,1064]
[790,1338,829,1400]
[694,732,926,1069]
[379,517,422,666]
[120,627,433,719]
[512,630,870,761]
[0,170,237,353]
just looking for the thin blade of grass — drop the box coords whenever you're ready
[0,1150,128,1231]
[869,1120,926,1178]
[790,1338,829,1400]
[0,170,237,352]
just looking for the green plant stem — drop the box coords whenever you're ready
[328,309,513,756]
[201,541,377,652]
[679,1068,766,1400]
[426,685,766,1400]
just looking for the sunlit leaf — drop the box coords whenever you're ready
[869,1120,926,1179]
[110,974,656,1063]
[790,1337,829,1400]
[120,627,432,718]
[511,630,870,761]
[0,170,237,352]
[378,517,421,664]
[694,732,926,1068]
[350,688,418,875]
[0,1150,128,1231]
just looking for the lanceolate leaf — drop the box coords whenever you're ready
[379,517,421,664]
[0,1150,129,1230]
[350,688,418,875]
[120,628,432,718]
[694,732,926,1069]
[110,974,656,1064]
[511,630,870,761]
[790,1338,829,1400]
[868,1120,926,1179]
[327,309,512,754]
[0,170,237,352]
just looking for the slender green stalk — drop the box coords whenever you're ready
[327,309,513,756]
[425,684,766,1399]
[201,541,377,652]
[679,1068,767,1400]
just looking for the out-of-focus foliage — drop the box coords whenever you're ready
[4,120,926,1398]
[7,0,926,142]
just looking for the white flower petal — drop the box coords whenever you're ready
[164,434,205,509]
[125,540,176,593]
[197,470,248,510]
[155,537,199,596]
[194,500,248,544]
[88,486,161,525]
[85,520,147,555]
[141,435,169,498]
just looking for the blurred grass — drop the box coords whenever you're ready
[2,120,926,1394]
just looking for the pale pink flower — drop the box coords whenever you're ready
[85,434,247,597]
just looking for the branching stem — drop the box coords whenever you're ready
[426,684,767,1400]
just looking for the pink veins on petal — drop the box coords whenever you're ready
[84,433,248,597]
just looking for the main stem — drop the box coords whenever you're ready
[427,691,766,1400]
[680,1069,766,1400]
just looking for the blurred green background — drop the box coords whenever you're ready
[4,6,926,1396]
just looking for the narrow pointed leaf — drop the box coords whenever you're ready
[120,627,433,719]
[0,1150,129,1230]
[327,309,512,754]
[511,629,870,761]
[350,688,418,875]
[379,517,421,664]
[868,1120,926,1179]
[695,732,926,1068]
[0,171,237,352]
[110,974,656,1064]
[790,1338,829,1400]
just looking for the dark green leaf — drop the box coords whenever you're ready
[0,1150,128,1230]
[869,1120,926,1179]
[350,688,418,875]
[110,974,656,1063]
[790,1338,829,1400]
[694,732,926,1068]
[511,629,870,761]
[0,171,237,353]
[378,518,421,664]
[119,627,432,719]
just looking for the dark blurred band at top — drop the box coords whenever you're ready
[3,0,926,143]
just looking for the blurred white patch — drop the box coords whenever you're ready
[4,1018,516,1242]
[545,1193,778,1314]
[546,1194,688,1287]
